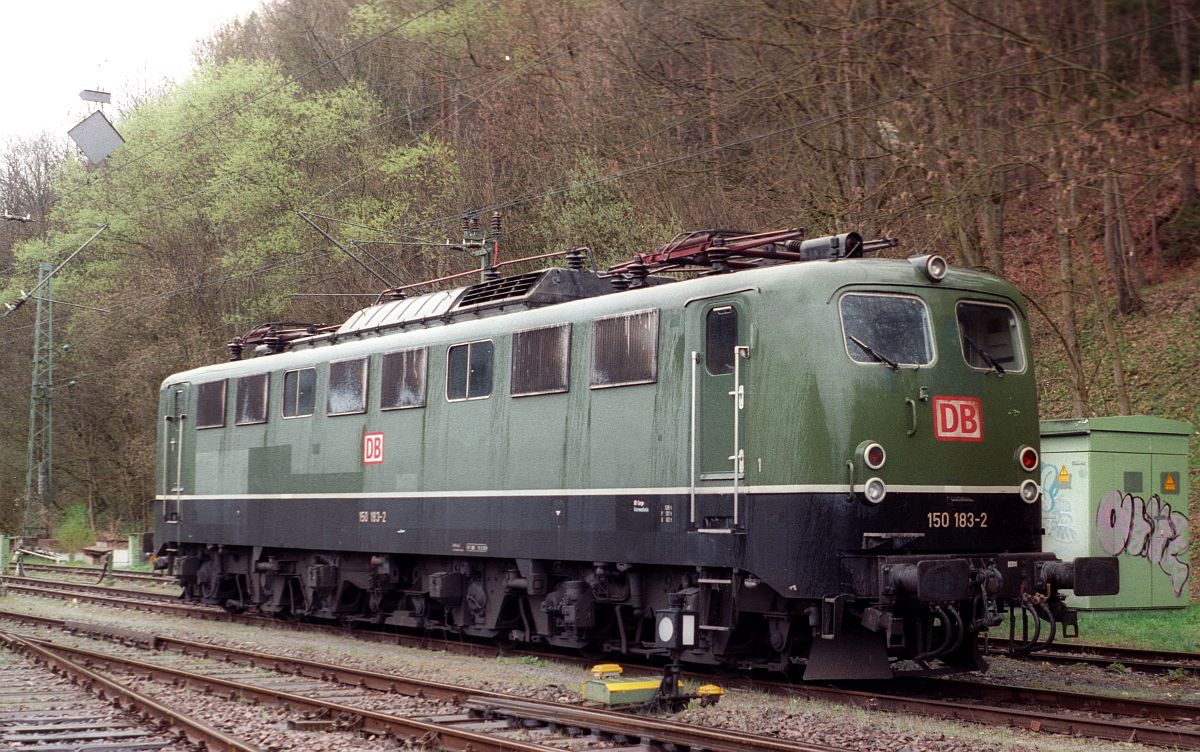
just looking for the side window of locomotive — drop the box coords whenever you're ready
[956,301,1026,373]
[327,358,368,415]
[705,306,738,375]
[234,373,268,425]
[590,309,659,388]
[381,347,427,409]
[195,380,227,429]
[839,293,934,367]
[511,324,570,397]
[282,367,317,418]
[446,340,494,401]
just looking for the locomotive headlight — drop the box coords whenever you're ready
[1020,479,1041,504]
[1017,445,1039,472]
[909,254,948,282]
[925,255,948,280]
[864,442,887,470]
[864,477,888,504]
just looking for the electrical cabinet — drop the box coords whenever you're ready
[1040,416,1192,609]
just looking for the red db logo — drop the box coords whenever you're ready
[933,397,983,442]
[363,432,385,464]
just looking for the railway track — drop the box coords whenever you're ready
[15,562,173,584]
[2,575,183,602]
[986,637,1200,677]
[1,603,1196,749]
[0,576,512,649]
[0,630,255,751]
[14,572,1197,680]
[2,617,851,752]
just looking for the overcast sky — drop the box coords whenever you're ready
[1,0,264,145]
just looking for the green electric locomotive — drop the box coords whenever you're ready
[153,228,1118,678]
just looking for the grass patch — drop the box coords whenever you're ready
[1073,605,1200,653]
[991,604,1200,652]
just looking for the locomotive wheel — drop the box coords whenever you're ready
[196,561,219,602]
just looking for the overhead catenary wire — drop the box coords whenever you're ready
[1,225,108,317]
[0,150,1175,387]
[0,15,1188,386]
[8,9,1184,291]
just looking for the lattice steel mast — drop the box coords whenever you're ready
[1,225,107,544]
[22,263,54,539]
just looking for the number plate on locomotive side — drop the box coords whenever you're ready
[927,511,988,528]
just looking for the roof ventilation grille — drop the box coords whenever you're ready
[456,271,543,308]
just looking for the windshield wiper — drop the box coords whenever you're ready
[963,334,1005,375]
[849,335,899,370]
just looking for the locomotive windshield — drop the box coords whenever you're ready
[840,293,934,367]
[956,301,1025,373]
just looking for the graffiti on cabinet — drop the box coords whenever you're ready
[1095,490,1190,597]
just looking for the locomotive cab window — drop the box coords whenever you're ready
[327,358,367,415]
[381,347,427,409]
[282,367,317,418]
[840,293,934,367]
[512,324,570,396]
[956,301,1025,373]
[446,340,494,401]
[234,373,268,425]
[591,309,659,388]
[705,306,738,375]
[195,380,227,429]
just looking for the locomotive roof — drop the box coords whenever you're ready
[334,267,650,336]
[161,257,1024,389]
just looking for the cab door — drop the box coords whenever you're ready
[161,382,190,524]
[688,301,749,526]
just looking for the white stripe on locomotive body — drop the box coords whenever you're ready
[155,483,1018,501]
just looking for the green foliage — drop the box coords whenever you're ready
[357,135,462,230]
[348,0,486,44]
[533,157,675,266]
[54,505,94,556]
[9,58,390,322]
[0,57,409,528]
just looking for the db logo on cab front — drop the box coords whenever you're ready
[362,432,385,464]
[933,396,983,442]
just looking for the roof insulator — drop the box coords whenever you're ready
[565,248,586,270]
[708,235,731,273]
[627,257,649,287]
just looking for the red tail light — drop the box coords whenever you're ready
[1018,446,1039,472]
[865,442,886,470]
